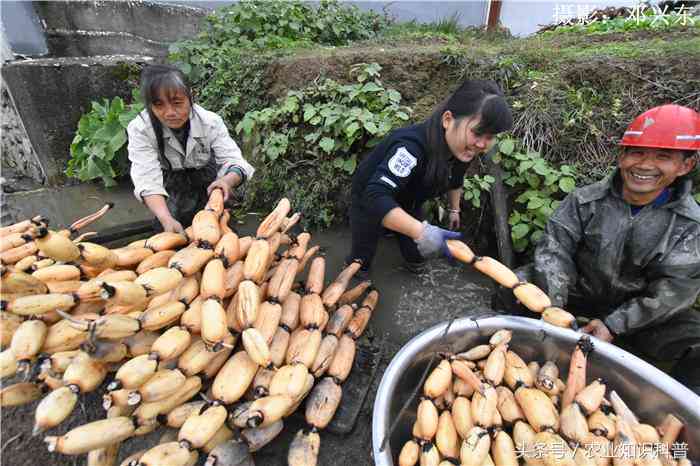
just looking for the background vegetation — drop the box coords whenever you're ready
[68,0,700,257]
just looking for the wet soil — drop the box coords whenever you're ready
[0,224,498,466]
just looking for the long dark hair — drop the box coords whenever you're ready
[424,80,513,192]
[139,64,193,161]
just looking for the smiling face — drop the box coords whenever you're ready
[442,111,495,163]
[618,147,696,205]
[150,88,191,130]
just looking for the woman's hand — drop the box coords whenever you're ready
[207,172,243,202]
[448,211,461,230]
[160,216,185,234]
[207,178,233,202]
[415,221,462,259]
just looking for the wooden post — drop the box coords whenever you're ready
[485,152,515,268]
[487,0,503,32]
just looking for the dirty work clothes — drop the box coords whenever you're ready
[493,171,700,393]
[527,171,700,337]
[348,122,467,268]
[347,195,424,270]
[494,264,700,394]
[127,104,255,203]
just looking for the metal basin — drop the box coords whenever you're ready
[372,315,700,465]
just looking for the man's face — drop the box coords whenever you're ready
[618,147,696,204]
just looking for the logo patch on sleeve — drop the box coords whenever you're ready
[387,147,417,178]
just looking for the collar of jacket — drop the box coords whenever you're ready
[576,168,700,223]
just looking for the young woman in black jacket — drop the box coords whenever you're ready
[347,80,513,276]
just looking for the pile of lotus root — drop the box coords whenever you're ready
[0,192,379,466]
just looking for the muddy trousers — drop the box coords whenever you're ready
[346,196,423,271]
[493,263,700,395]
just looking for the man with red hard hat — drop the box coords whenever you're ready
[497,104,700,393]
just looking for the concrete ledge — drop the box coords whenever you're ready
[1,55,154,184]
[46,30,170,58]
[34,1,207,46]
[1,180,152,232]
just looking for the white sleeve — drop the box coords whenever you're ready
[127,119,168,201]
[210,115,255,182]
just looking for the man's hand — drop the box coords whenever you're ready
[581,319,614,342]
[160,216,184,234]
[448,211,460,230]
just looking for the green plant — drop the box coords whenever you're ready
[188,0,386,51]
[236,63,412,228]
[494,138,577,252]
[66,91,143,187]
[462,174,495,208]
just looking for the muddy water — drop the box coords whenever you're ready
[233,217,498,346]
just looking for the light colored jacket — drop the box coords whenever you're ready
[127,104,255,201]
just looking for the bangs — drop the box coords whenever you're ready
[140,65,192,108]
[150,74,189,103]
[475,96,513,135]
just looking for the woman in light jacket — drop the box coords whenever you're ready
[128,64,254,233]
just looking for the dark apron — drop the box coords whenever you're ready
[151,143,219,232]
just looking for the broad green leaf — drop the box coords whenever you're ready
[108,130,127,155]
[518,160,535,175]
[345,121,360,138]
[533,160,549,176]
[119,112,137,128]
[484,175,495,183]
[525,173,541,189]
[319,137,335,153]
[361,82,383,93]
[236,117,255,135]
[513,237,528,252]
[527,197,547,210]
[343,156,357,174]
[304,132,321,143]
[499,139,515,155]
[531,230,544,243]
[333,157,345,169]
[511,223,530,240]
[363,120,379,134]
[515,191,534,203]
[559,177,576,193]
[85,158,102,180]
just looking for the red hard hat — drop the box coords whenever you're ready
[619,104,700,151]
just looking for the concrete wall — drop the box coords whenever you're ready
[0,1,206,188]
[1,55,155,185]
[34,1,207,58]
[1,78,45,188]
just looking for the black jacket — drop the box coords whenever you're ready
[352,123,467,221]
[534,170,700,336]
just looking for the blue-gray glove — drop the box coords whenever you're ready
[414,221,462,259]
